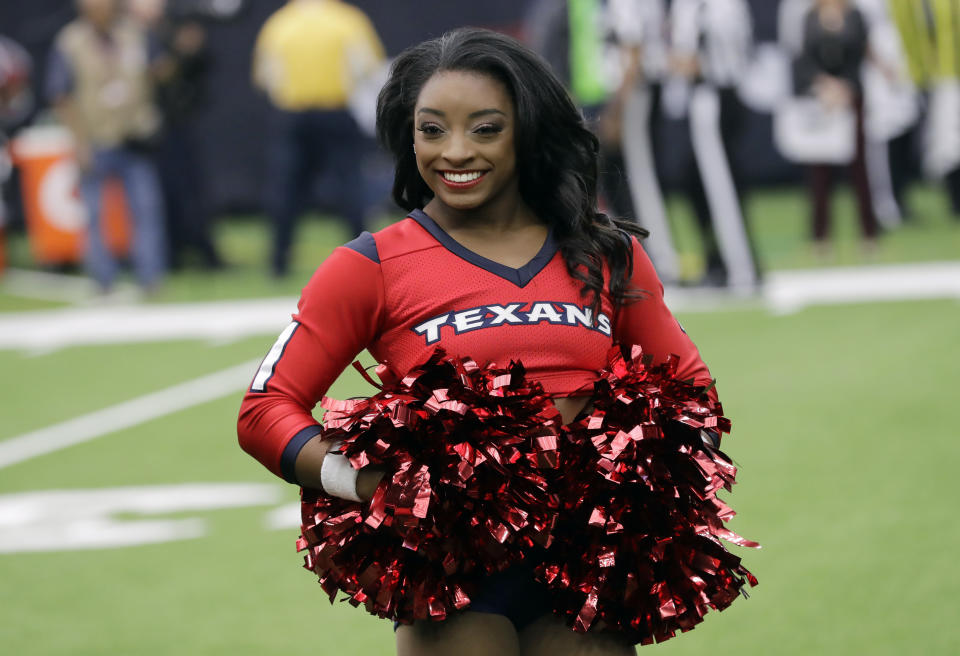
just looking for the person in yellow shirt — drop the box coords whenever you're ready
[253,0,385,276]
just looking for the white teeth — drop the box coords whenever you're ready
[442,171,483,183]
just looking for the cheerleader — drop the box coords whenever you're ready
[238,28,752,655]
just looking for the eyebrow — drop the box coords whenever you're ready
[416,108,507,119]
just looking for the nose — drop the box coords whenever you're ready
[441,132,476,166]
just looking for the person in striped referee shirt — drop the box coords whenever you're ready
[669,0,762,292]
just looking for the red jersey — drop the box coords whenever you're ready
[238,210,716,481]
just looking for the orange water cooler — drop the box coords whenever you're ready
[9,124,131,266]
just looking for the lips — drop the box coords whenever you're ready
[438,170,488,190]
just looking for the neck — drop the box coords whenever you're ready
[423,187,541,236]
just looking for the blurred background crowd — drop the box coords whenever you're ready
[0,0,957,297]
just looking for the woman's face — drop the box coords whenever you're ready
[413,70,519,216]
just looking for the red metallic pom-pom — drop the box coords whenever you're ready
[537,345,759,645]
[297,350,562,624]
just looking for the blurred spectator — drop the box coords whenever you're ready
[130,0,224,270]
[252,0,385,277]
[45,0,166,293]
[670,0,761,290]
[890,0,960,219]
[856,0,919,228]
[608,0,680,284]
[0,35,33,130]
[1,35,33,268]
[784,0,920,229]
[524,0,637,234]
[793,0,879,253]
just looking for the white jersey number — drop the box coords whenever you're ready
[250,321,299,392]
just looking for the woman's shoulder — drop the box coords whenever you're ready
[359,212,444,262]
[316,213,439,275]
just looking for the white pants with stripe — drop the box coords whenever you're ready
[689,84,758,290]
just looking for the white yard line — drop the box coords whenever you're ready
[0,359,261,470]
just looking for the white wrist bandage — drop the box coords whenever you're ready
[320,440,362,502]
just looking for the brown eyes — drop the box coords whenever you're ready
[415,124,504,138]
[416,125,444,136]
[473,124,504,136]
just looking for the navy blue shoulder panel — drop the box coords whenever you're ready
[344,231,380,263]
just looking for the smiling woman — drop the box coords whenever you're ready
[376,28,648,310]
[237,27,749,656]
[413,72,519,215]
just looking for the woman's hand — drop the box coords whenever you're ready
[295,436,386,501]
[814,75,852,110]
[356,468,386,501]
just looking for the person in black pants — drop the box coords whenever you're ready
[794,0,879,250]
[253,0,384,278]
[150,11,223,270]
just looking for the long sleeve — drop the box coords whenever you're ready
[237,236,385,480]
[613,238,718,402]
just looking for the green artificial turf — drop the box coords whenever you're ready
[0,181,956,654]
[1,299,957,655]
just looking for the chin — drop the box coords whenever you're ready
[435,193,485,212]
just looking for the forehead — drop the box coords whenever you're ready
[415,70,513,116]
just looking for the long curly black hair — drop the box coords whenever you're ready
[376,27,648,311]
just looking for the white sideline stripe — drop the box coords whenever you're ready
[0,268,101,303]
[764,261,960,314]
[0,359,261,470]
[0,297,298,351]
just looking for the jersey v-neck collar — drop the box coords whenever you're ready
[409,209,559,288]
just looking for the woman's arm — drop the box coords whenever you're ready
[612,237,718,403]
[237,237,385,488]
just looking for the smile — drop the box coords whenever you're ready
[439,170,487,189]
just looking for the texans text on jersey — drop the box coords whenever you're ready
[413,302,612,345]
